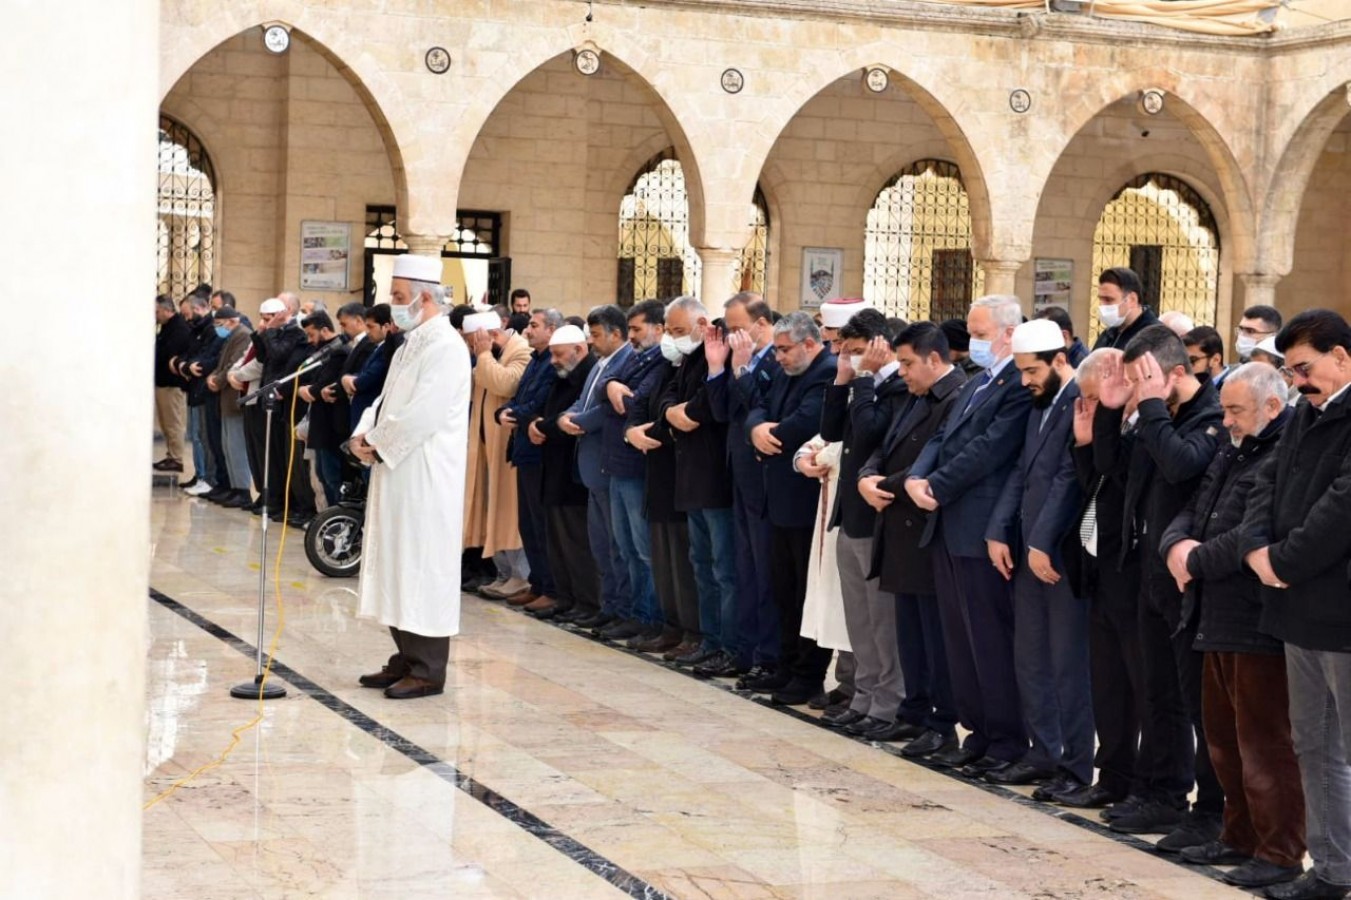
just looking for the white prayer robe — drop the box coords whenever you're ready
[354,315,470,637]
[797,436,851,652]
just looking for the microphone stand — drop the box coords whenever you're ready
[229,355,329,701]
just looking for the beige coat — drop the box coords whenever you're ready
[463,332,531,556]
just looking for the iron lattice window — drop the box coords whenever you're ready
[863,159,983,322]
[363,206,510,306]
[617,151,702,306]
[157,115,216,300]
[730,186,771,296]
[1091,172,1221,342]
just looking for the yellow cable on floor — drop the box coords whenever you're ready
[144,373,302,811]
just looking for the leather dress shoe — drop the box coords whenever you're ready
[1156,810,1222,852]
[846,716,893,737]
[1223,860,1303,890]
[675,645,720,667]
[1100,794,1147,821]
[1109,798,1186,835]
[153,457,184,472]
[1180,841,1250,866]
[222,490,255,509]
[359,666,408,689]
[599,620,645,642]
[960,757,1010,779]
[384,676,444,700]
[822,700,852,717]
[574,612,614,630]
[663,641,698,662]
[901,729,956,759]
[867,720,928,743]
[506,590,539,607]
[821,707,866,728]
[928,745,980,769]
[203,486,233,503]
[985,761,1054,786]
[528,602,564,620]
[771,680,824,707]
[1055,782,1123,809]
[1032,773,1084,802]
[634,630,682,654]
[287,513,315,529]
[523,596,555,613]
[625,625,665,650]
[1265,872,1349,899]
[808,688,848,711]
[553,607,586,624]
[694,651,748,678]
[738,667,790,693]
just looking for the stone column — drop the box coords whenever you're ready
[1238,272,1281,311]
[404,234,449,258]
[0,1,157,897]
[697,247,743,309]
[977,259,1024,301]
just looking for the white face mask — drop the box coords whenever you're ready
[1235,335,1258,359]
[391,300,424,331]
[660,333,683,364]
[1098,305,1125,328]
[672,334,700,356]
[848,354,864,372]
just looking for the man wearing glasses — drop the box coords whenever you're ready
[1235,305,1283,363]
[1240,309,1351,900]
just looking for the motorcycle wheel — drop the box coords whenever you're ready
[304,504,363,578]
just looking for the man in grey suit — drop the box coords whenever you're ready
[986,318,1093,793]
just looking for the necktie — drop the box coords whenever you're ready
[963,371,992,414]
[1080,475,1102,555]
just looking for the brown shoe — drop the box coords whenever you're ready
[663,640,698,662]
[523,596,556,613]
[635,630,683,653]
[507,590,540,607]
[384,676,444,699]
[358,666,407,689]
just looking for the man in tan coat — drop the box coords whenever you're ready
[462,309,532,599]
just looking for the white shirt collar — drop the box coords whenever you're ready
[1318,382,1351,412]
[873,360,900,386]
[987,355,1014,379]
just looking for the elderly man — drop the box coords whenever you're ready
[986,319,1092,791]
[745,311,837,706]
[1093,267,1160,350]
[1239,310,1351,900]
[1158,363,1303,890]
[350,255,471,700]
[227,298,285,513]
[250,293,316,526]
[205,306,254,508]
[462,308,532,601]
[906,295,1033,775]
[1160,311,1196,338]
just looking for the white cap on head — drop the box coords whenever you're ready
[1255,335,1283,359]
[259,298,286,314]
[1011,318,1066,355]
[391,254,443,284]
[820,297,872,329]
[462,311,500,334]
[549,324,587,347]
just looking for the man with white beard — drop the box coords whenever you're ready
[349,254,471,700]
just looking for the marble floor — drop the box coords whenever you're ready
[144,485,1248,899]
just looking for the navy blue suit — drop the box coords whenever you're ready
[909,357,1033,762]
[746,349,837,686]
[707,347,781,666]
[498,348,558,599]
[988,381,1094,783]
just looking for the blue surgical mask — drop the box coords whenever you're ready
[968,338,996,370]
[214,325,231,339]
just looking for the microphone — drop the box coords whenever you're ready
[300,340,341,368]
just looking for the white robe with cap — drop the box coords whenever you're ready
[797,437,851,652]
[354,315,470,637]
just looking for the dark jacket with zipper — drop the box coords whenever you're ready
[745,349,837,529]
[1092,307,1160,351]
[628,359,683,524]
[654,345,731,512]
[1160,408,1291,655]
[534,354,594,508]
[155,313,192,388]
[1238,390,1351,652]
[820,369,910,539]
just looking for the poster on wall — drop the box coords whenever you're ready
[1033,258,1074,313]
[800,247,843,309]
[300,221,351,292]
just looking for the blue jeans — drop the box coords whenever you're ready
[609,477,661,625]
[587,486,631,619]
[220,413,252,492]
[686,507,737,653]
[186,404,211,484]
[314,447,345,506]
[732,481,779,667]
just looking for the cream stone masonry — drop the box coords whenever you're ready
[158,0,1351,325]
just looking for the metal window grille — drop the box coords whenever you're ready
[617,150,701,305]
[157,115,216,300]
[863,159,983,322]
[363,206,509,305]
[731,186,771,295]
[1091,172,1221,341]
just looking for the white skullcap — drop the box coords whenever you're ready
[1011,318,1066,355]
[391,254,443,284]
[549,324,587,347]
[462,311,501,334]
[1255,336,1283,359]
[820,297,872,329]
[259,298,286,314]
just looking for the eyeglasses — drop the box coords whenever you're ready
[1280,353,1327,380]
[1237,326,1277,338]
[1187,355,1208,367]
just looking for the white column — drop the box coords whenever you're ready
[0,2,158,897]
[978,259,1024,300]
[697,247,742,309]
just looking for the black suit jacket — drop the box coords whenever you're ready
[746,349,837,529]
[821,370,910,539]
[535,355,595,507]
[654,345,731,512]
[707,348,779,515]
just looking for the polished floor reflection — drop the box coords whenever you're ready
[144,487,1245,899]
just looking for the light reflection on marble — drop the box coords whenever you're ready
[144,487,1245,899]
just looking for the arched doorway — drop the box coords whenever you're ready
[617,150,701,305]
[1091,172,1221,339]
[157,115,216,299]
[863,159,983,322]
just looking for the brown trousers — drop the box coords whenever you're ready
[1203,651,1307,867]
[154,386,187,463]
[387,627,449,684]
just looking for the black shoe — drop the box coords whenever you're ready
[268,510,285,522]
[571,612,609,629]
[1055,782,1123,809]
[928,745,980,769]
[599,620,644,642]
[203,486,232,503]
[695,651,748,678]
[1109,798,1186,835]
[985,761,1055,786]
[1101,794,1148,822]
[808,688,849,711]
[675,646,720,667]
[1032,773,1084,802]
[287,513,315,529]
[1156,810,1223,852]
[690,649,731,676]
[1180,841,1251,866]
[822,707,866,728]
[1265,872,1348,899]
[222,491,254,509]
[846,716,892,737]
[1225,860,1303,889]
[734,664,775,690]
[901,729,956,759]
[960,757,1010,779]
[625,625,665,650]
[771,680,824,706]
[866,720,928,743]
[530,603,568,621]
[739,667,790,693]
[553,607,586,624]
[822,700,852,717]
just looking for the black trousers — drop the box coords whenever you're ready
[650,519,701,641]
[204,395,229,486]
[387,626,449,683]
[770,525,832,685]
[243,400,267,496]
[265,400,315,516]
[515,464,555,598]
[545,504,599,615]
[1087,555,1146,797]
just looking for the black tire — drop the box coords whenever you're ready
[304,504,364,578]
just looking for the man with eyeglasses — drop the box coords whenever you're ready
[1240,309,1351,900]
[1235,305,1282,363]
[1184,326,1230,388]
